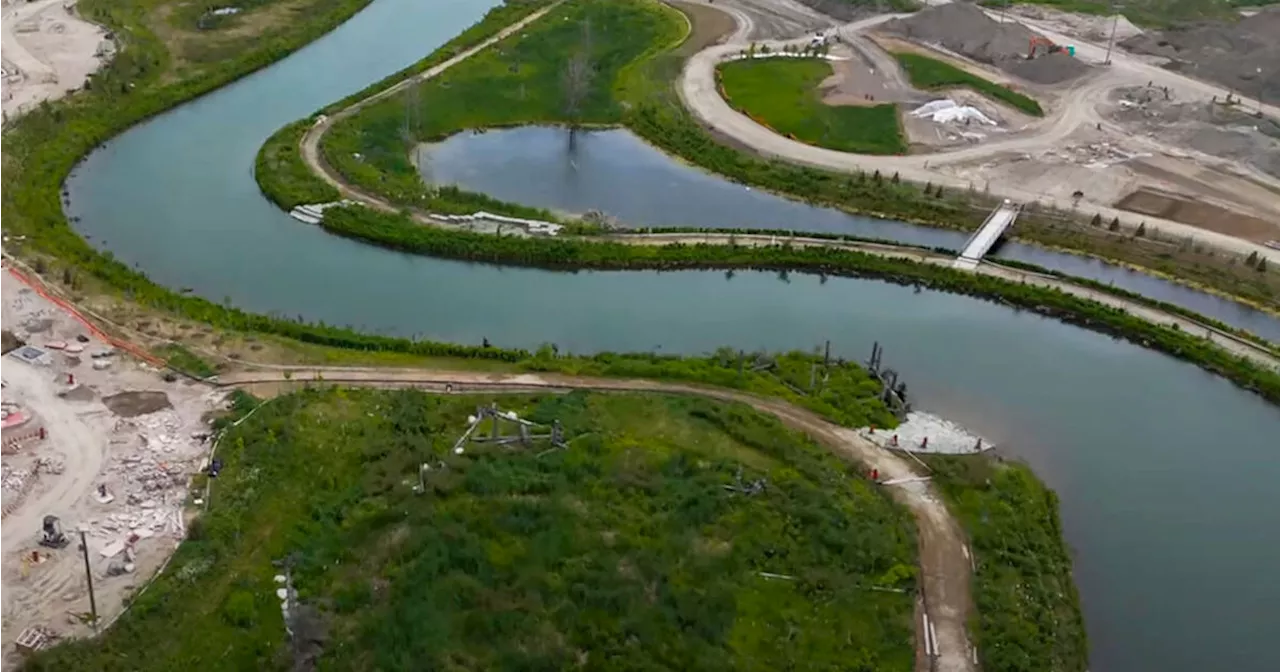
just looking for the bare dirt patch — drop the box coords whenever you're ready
[671,0,737,55]
[1116,188,1280,242]
[2,330,23,355]
[878,3,1091,85]
[2,266,224,669]
[1,0,115,120]
[1104,85,1280,180]
[1120,7,1280,102]
[102,391,174,418]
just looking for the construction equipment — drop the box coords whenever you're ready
[1027,36,1069,59]
[39,515,69,549]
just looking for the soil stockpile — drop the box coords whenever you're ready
[879,3,1091,84]
[1120,7,1280,101]
[103,391,173,417]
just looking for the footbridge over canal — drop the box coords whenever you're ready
[954,200,1021,271]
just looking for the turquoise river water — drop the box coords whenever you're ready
[62,1,1280,669]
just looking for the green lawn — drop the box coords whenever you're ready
[717,57,907,155]
[893,52,1044,117]
[29,388,918,670]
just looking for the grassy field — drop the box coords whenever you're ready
[717,58,907,155]
[892,52,1044,117]
[28,388,919,670]
[922,455,1088,672]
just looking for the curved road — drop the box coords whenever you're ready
[678,3,1280,263]
[217,366,979,671]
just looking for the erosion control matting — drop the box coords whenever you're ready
[878,3,1090,85]
[1116,188,1278,242]
[1121,7,1280,101]
[102,391,173,418]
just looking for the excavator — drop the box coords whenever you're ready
[1027,36,1075,59]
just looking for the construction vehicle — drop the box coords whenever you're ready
[39,515,69,549]
[1027,36,1074,59]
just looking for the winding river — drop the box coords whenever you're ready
[62,1,1280,670]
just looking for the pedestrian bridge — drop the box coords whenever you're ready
[953,200,1021,271]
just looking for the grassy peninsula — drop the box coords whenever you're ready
[924,455,1088,672]
[261,0,1280,309]
[28,388,920,669]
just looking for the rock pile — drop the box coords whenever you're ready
[1121,7,1280,101]
[879,3,1091,84]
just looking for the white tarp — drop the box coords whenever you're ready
[909,99,996,126]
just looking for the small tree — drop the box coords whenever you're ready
[1246,251,1259,266]
[1090,213,1102,227]
[891,172,900,184]
[873,169,882,183]
[1108,217,1120,232]
[1135,222,1147,237]
[1258,257,1269,272]
[934,185,944,198]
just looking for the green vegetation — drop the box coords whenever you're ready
[923,455,1087,672]
[29,388,919,670]
[717,57,907,154]
[281,0,1280,308]
[320,0,684,205]
[315,204,1280,405]
[893,52,1044,117]
[155,344,217,379]
[253,120,341,210]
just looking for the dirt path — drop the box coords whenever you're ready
[217,368,979,671]
[678,4,1280,264]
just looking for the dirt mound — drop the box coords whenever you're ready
[879,3,1090,84]
[102,391,173,417]
[1120,7,1280,101]
[1007,51,1087,85]
[2,330,24,355]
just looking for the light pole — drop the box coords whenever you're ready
[1257,67,1264,116]
[78,526,98,629]
[1104,2,1120,66]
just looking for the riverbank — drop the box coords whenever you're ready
[312,204,1280,404]
[244,0,1280,404]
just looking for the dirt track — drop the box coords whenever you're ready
[678,2,1280,264]
[217,368,979,671]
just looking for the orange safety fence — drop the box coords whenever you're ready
[4,262,164,366]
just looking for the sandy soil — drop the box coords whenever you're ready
[1,266,224,667]
[1,0,113,121]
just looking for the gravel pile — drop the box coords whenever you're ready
[879,3,1091,84]
[1120,7,1280,101]
[1109,85,1280,178]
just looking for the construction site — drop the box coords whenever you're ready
[1,269,224,665]
[704,0,1280,244]
[1,0,114,121]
